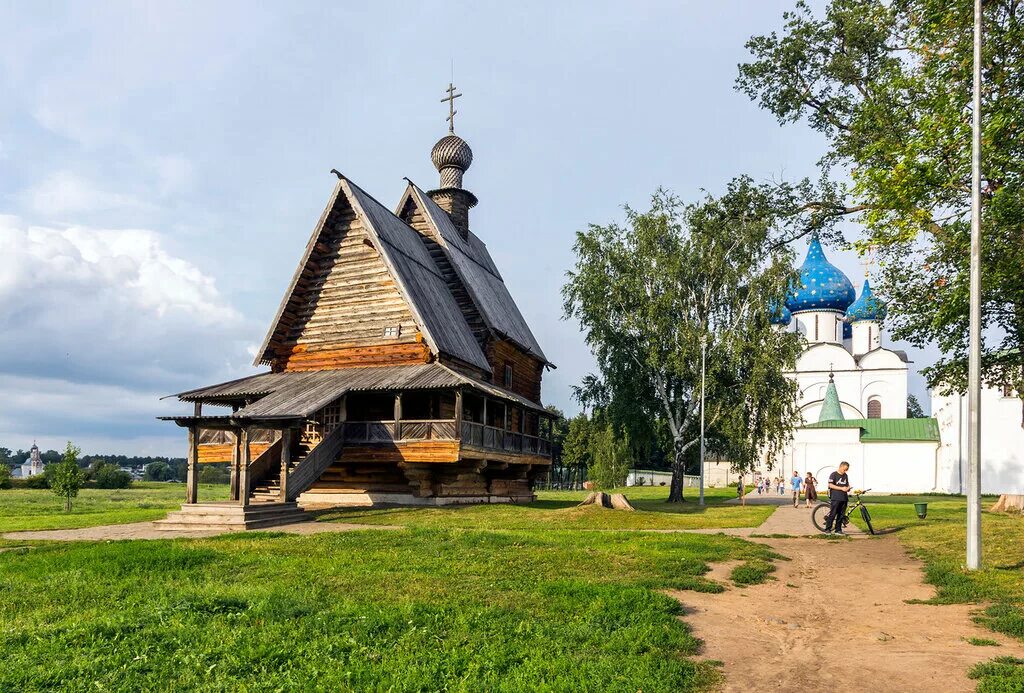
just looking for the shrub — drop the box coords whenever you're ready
[0,465,11,489]
[144,461,174,482]
[26,471,50,489]
[199,465,229,485]
[94,464,132,489]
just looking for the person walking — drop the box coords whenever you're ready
[777,476,785,496]
[823,462,853,534]
[804,472,818,508]
[737,474,746,506]
[790,471,803,508]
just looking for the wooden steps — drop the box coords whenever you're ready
[153,502,309,532]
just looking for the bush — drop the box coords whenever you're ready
[144,461,174,482]
[0,465,11,489]
[199,465,229,485]
[26,472,50,489]
[94,464,132,489]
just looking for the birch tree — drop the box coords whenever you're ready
[563,179,803,502]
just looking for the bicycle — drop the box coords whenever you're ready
[811,489,875,535]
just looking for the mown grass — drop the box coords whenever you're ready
[317,485,773,531]
[0,483,229,533]
[0,526,777,691]
[969,656,1024,692]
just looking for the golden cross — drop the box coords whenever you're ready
[441,82,462,133]
[861,243,878,278]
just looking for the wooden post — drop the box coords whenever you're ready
[279,428,292,502]
[482,397,488,427]
[229,427,241,501]
[454,389,463,437]
[394,393,403,441]
[186,425,199,504]
[238,427,251,507]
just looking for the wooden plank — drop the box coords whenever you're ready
[186,426,198,504]
[341,441,460,464]
[197,442,272,464]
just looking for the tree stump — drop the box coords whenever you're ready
[990,494,1024,513]
[578,492,635,511]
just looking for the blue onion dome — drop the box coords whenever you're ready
[768,301,792,325]
[785,233,856,313]
[845,279,887,322]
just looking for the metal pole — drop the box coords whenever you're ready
[966,0,984,571]
[699,338,706,506]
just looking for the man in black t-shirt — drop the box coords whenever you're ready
[824,461,852,534]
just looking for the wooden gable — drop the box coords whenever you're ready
[256,178,491,374]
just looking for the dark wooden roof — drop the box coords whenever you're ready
[400,183,549,364]
[167,363,549,419]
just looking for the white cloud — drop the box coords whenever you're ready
[0,216,257,392]
[152,155,194,197]
[23,170,145,217]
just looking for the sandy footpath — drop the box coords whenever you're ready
[674,522,1024,692]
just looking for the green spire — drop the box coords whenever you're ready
[818,372,845,422]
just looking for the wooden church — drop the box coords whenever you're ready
[160,88,554,523]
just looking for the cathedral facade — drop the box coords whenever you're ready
[766,235,941,493]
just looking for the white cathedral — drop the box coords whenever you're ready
[764,234,1024,496]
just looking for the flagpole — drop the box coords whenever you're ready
[966,0,984,571]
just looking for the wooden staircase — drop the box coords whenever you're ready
[153,502,309,532]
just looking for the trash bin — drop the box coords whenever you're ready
[914,502,928,519]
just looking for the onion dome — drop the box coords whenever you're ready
[845,279,887,322]
[842,321,852,340]
[785,233,856,313]
[431,134,473,189]
[768,301,792,326]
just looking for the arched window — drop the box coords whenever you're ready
[813,315,819,340]
[867,398,882,418]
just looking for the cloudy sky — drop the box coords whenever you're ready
[0,1,933,456]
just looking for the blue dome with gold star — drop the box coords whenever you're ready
[845,279,887,322]
[786,233,856,313]
[768,301,792,326]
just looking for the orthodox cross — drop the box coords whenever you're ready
[861,243,878,278]
[441,82,462,133]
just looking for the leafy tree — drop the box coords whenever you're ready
[0,447,11,467]
[50,442,84,512]
[199,465,229,485]
[544,405,569,467]
[588,425,633,490]
[0,465,11,490]
[564,182,803,501]
[94,463,132,489]
[144,461,174,482]
[738,0,1024,392]
[561,414,594,471]
[907,394,926,419]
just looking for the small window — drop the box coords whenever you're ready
[867,398,882,419]
[383,325,401,338]
[503,362,513,389]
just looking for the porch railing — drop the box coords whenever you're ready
[339,419,551,457]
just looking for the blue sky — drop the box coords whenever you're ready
[0,1,932,456]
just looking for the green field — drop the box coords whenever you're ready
[318,484,773,531]
[2,485,1022,690]
[0,483,774,692]
[0,482,229,533]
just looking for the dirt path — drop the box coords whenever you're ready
[673,512,1024,692]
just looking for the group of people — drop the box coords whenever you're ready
[754,476,787,496]
[735,462,857,535]
[786,472,819,507]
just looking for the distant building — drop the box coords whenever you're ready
[12,443,46,479]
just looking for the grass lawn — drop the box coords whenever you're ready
[317,484,772,531]
[0,482,229,533]
[858,494,1024,690]
[0,486,778,691]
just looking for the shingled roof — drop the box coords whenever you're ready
[398,183,549,364]
[254,177,490,372]
[164,362,548,420]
